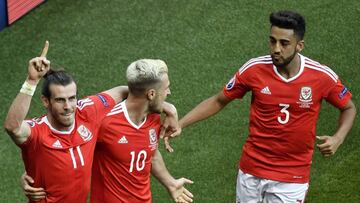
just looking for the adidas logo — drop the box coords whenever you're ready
[118,136,128,144]
[52,140,63,148]
[260,86,271,95]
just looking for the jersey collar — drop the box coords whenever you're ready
[43,116,75,135]
[121,101,147,130]
[273,54,304,83]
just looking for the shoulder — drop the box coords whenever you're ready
[303,56,338,83]
[105,102,124,117]
[77,93,114,111]
[77,97,96,111]
[237,55,273,75]
[25,116,48,130]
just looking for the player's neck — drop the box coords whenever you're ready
[47,114,74,132]
[277,54,301,79]
[125,97,148,125]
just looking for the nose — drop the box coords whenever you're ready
[273,42,281,54]
[63,100,70,110]
[167,88,171,95]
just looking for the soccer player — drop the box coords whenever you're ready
[174,11,356,202]
[3,41,125,202]
[4,42,179,202]
[90,59,193,203]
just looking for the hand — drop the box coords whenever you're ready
[21,172,46,201]
[160,106,181,153]
[316,135,343,157]
[27,41,50,84]
[168,178,194,203]
[160,118,181,153]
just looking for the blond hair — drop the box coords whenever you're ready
[126,59,168,95]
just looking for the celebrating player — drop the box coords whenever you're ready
[4,42,181,202]
[90,59,193,203]
[174,10,356,202]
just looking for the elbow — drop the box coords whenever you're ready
[3,120,19,136]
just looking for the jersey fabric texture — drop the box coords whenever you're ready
[91,101,161,203]
[20,93,115,203]
[223,54,352,183]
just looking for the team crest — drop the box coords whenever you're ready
[226,76,236,90]
[299,86,312,102]
[77,125,93,141]
[149,128,157,145]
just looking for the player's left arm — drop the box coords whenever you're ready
[317,99,356,157]
[151,149,194,203]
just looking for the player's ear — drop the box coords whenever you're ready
[41,95,50,108]
[147,89,156,101]
[296,40,304,52]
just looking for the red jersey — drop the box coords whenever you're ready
[90,101,161,203]
[20,93,115,203]
[223,54,352,183]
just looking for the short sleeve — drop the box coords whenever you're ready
[80,93,116,123]
[18,119,40,150]
[223,71,250,99]
[324,79,352,109]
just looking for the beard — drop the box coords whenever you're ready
[271,50,297,68]
[148,99,162,114]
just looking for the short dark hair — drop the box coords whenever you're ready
[270,10,306,40]
[42,69,76,98]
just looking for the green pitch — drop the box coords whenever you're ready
[0,0,359,202]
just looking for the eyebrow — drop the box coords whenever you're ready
[269,36,291,42]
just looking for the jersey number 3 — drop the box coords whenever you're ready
[129,150,147,172]
[277,103,290,124]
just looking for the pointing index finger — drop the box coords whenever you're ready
[40,41,49,57]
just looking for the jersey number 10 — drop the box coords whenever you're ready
[129,150,147,172]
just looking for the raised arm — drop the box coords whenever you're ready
[179,90,233,129]
[4,41,50,145]
[151,150,194,203]
[317,99,357,156]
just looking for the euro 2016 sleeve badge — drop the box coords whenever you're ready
[226,76,236,90]
[149,128,157,145]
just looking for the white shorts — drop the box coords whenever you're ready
[236,170,309,203]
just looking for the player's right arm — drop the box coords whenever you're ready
[179,90,233,129]
[161,91,233,152]
[4,41,50,145]
[102,86,129,104]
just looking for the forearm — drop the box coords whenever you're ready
[103,86,129,104]
[333,101,356,143]
[151,150,175,188]
[4,80,36,133]
[4,80,36,143]
[180,93,230,129]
